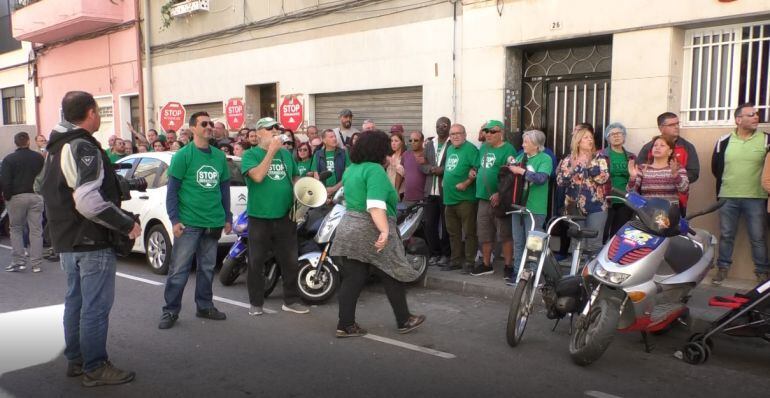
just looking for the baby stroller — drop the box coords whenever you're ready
[681,279,770,364]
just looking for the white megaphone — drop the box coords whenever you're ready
[291,176,328,222]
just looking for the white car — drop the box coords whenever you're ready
[116,152,247,274]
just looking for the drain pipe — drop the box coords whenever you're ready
[451,0,459,122]
[143,0,154,131]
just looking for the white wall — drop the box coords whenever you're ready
[0,42,37,129]
[150,17,456,137]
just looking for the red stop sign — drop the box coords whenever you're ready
[279,96,303,132]
[225,98,244,131]
[159,102,186,132]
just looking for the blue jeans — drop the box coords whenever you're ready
[162,226,220,314]
[571,211,607,254]
[717,198,769,273]
[511,213,546,274]
[61,248,116,373]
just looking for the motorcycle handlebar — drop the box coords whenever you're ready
[686,199,727,221]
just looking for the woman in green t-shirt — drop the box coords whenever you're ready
[329,130,425,338]
[294,142,313,177]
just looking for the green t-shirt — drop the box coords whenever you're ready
[167,144,230,228]
[608,149,630,204]
[443,141,479,206]
[516,151,553,215]
[106,150,124,163]
[475,142,516,201]
[311,149,351,187]
[342,162,398,218]
[241,147,299,219]
[720,130,768,198]
[296,158,312,177]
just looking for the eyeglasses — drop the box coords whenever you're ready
[199,121,214,128]
[298,147,309,152]
[449,132,464,136]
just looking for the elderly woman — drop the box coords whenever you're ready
[626,135,688,205]
[329,130,425,338]
[556,127,609,253]
[600,122,636,240]
[508,130,553,280]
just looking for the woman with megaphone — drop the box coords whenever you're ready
[329,130,426,338]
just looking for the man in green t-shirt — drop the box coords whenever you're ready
[311,129,350,198]
[441,124,478,273]
[241,117,309,316]
[159,111,232,330]
[106,137,126,163]
[469,119,516,278]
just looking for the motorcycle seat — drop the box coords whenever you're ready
[664,235,703,274]
[567,227,598,240]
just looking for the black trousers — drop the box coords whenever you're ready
[337,257,410,329]
[423,195,451,257]
[247,216,300,306]
[604,203,635,243]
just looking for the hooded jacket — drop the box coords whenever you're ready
[40,122,134,252]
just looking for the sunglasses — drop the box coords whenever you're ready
[409,139,422,143]
[487,129,502,134]
[199,121,214,128]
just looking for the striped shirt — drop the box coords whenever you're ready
[626,164,688,204]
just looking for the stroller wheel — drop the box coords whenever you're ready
[682,342,709,365]
[687,333,715,351]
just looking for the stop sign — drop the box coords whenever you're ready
[279,96,303,132]
[159,102,186,132]
[225,98,244,131]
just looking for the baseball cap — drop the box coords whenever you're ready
[484,120,504,131]
[390,124,404,134]
[256,117,279,130]
[339,109,353,117]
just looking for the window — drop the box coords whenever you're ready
[0,0,22,54]
[133,157,164,188]
[2,85,25,125]
[683,21,770,126]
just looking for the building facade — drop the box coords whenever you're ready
[11,0,144,147]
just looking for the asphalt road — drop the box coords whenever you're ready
[0,244,769,398]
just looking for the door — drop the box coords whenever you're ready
[545,78,610,159]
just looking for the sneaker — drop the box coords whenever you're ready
[248,305,263,316]
[282,303,310,314]
[4,264,25,272]
[397,314,426,334]
[81,361,135,387]
[196,307,226,320]
[503,265,513,280]
[336,323,368,338]
[712,268,728,286]
[428,256,440,266]
[439,263,461,272]
[756,272,770,283]
[31,266,41,273]
[470,264,494,276]
[158,312,178,329]
[437,256,450,267]
[66,359,83,377]
[460,263,473,275]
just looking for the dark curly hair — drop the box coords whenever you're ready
[350,130,390,165]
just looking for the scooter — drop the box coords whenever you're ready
[569,189,724,366]
[505,204,596,347]
[296,188,429,303]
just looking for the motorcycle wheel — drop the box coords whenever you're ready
[405,237,429,286]
[297,260,339,303]
[219,255,245,286]
[264,260,280,298]
[569,297,620,366]
[506,276,534,347]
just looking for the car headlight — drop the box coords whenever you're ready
[594,263,630,284]
[526,235,545,252]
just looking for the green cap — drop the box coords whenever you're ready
[256,117,279,130]
[484,120,504,130]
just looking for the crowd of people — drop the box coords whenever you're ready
[2,89,769,388]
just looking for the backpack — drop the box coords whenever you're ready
[494,156,528,218]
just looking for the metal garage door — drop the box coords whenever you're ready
[314,86,422,132]
[184,101,224,125]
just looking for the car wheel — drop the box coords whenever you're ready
[146,224,172,275]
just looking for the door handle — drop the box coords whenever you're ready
[139,195,149,200]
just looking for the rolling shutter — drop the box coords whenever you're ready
[183,101,224,125]
[314,86,422,132]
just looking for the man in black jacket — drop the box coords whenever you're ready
[40,91,141,387]
[2,132,44,273]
